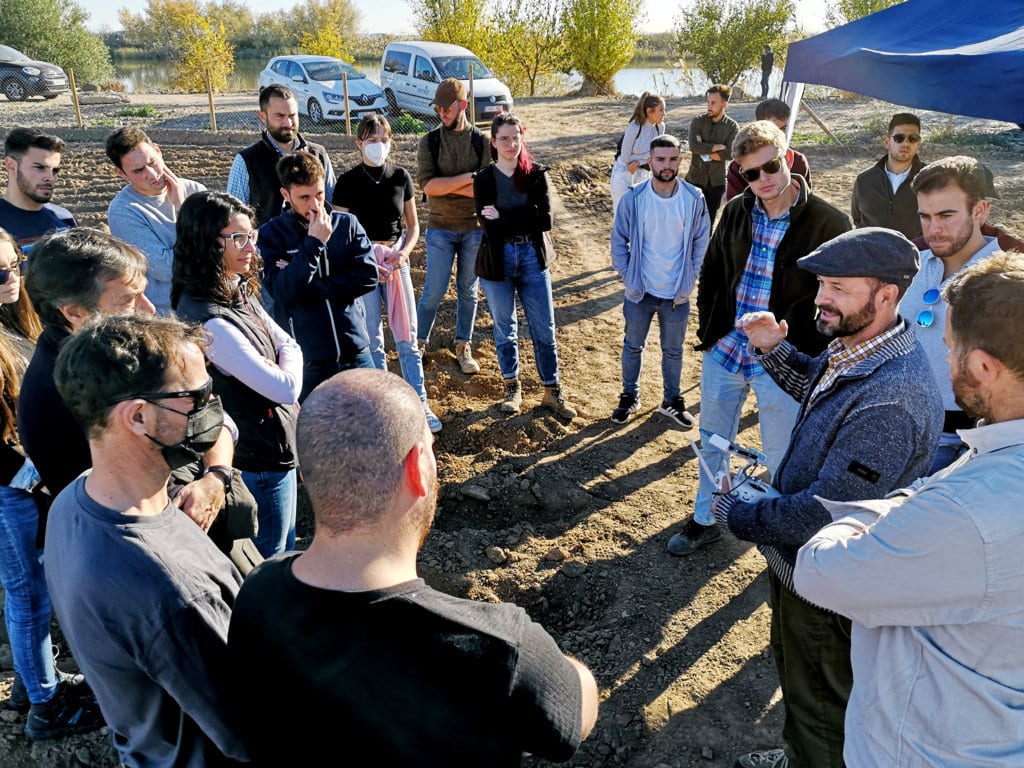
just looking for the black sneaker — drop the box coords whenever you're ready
[610,392,640,423]
[25,678,105,741]
[667,518,722,556]
[6,668,85,715]
[658,396,696,428]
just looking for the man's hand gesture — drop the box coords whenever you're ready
[736,311,788,354]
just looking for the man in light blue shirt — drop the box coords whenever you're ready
[903,155,1001,471]
[795,249,1024,768]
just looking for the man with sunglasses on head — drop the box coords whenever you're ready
[668,120,850,559]
[44,313,249,767]
[904,156,1002,472]
[415,77,491,375]
[851,113,924,239]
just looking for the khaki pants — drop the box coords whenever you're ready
[768,569,852,768]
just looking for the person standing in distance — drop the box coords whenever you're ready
[684,85,739,224]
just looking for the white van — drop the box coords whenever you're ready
[380,41,513,123]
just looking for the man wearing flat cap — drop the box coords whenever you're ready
[715,227,943,768]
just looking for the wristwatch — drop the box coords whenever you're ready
[204,464,233,490]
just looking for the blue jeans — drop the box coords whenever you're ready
[301,349,376,402]
[479,240,560,384]
[242,468,298,557]
[0,486,57,704]
[360,263,428,402]
[693,353,801,525]
[622,294,690,402]
[416,228,482,346]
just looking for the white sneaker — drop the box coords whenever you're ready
[425,405,443,434]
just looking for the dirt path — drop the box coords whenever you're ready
[0,93,1021,767]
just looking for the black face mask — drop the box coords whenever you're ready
[147,398,226,470]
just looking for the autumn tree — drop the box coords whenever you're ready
[1,0,113,82]
[299,28,353,61]
[676,0,793,87]
[561,0,642,95]
[288,0,361,59]
[171,18,235,92]
[408,0,492,58]
[487,0,568,96]
[826,0,903,26]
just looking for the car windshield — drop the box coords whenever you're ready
[0,46,28,63]
[434,56,493,80]
[304,60,364,81]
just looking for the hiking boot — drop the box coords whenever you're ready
[667,518,722,556]
[7,667,86,715]
[658,396,696,428]
[733,749,788,768]
[610,392,640,424]
[25,678,104,740]
[425,404,443,434]
[542,385,577,420]
[500,379,523,413]
[455,342,480,375]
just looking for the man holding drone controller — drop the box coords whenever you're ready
[709,228,942,768]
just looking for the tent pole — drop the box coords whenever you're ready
[800,101,843,145]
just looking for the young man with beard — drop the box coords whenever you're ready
[851,112,924,239]
[610,134,709,426]
[227,85,335,225]
[415,77,492,375]
[713,228,942,768]
[904,156,1003,472]
[45,314,248,767]
[227,368,599,767]
[684,84,738,223]
[0,128,76,252]
[795,250,1024,768]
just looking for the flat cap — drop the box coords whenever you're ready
[431,77,467,107]
[797,227,920,286]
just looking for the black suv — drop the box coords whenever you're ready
[0,45,69,101]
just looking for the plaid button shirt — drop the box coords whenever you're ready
[808,319,907,405]
[711,200,792,378]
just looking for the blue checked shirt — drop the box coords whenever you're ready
[710,201,792,378]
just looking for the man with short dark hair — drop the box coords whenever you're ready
[227,368,599,766]
[0,127,76,251]
[904,155,1002,471]
[726,99,811,201]
[226,85,335,225]
[721,228,942,768]
[258,151,378,400]
[45,313,248,767]
[760,45,775,100]
[105,127,206,314]
[684,84,739,222]
[851,112,923,238]
[610,134,709,426]
[795,249,1024,768]
[416,77,492,375]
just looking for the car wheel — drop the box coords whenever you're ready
[307,98,324,125]
[43,93,60,100]
[3,80,28,102]
[385,89,399,116]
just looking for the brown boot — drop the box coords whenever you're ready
[542,385,576,419]
[455,342,480,375]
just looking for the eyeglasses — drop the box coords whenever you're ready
[739,156,785,183]
[0,260,25,284]
[218,230,259,249]
[117,379,214,415]
[916,287,941,327]
[891,133,921,144]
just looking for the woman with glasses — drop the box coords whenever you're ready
[0,228,104,735]
[610,92,666,217]
[332,114,442,433]
[473,113,575,420]
[172,192,302,558]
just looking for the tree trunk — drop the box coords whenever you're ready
[576,77,616,96]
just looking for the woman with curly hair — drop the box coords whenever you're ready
[172,192,302,558]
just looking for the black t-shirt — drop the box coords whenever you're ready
[333,163,413,242]
[227,555,583,767]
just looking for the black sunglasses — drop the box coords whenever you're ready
[116,379,214,415]
[740,156,785,183]
[890,133,921,144]
[0,260,26,285]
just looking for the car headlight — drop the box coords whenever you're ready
[21,66,41,76]
[323,92,344,104]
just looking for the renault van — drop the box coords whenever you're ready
[380,41,513,122]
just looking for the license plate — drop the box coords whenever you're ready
[484,105,501,113]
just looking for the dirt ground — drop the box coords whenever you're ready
[0,91,1022,768]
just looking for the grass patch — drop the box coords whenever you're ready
[117,104,161,118]
[390,114,427,135]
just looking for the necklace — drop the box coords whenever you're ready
[362,164,385,185]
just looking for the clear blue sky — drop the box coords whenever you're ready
[80,0,830,35]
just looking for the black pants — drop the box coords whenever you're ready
[699,184,726,224]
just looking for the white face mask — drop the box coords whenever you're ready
[362,140,390,167]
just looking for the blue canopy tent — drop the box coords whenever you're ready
[782,0,1024,125]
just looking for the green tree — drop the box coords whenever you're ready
[119,0,204,55]
[170,17,235,92]
[826,0,903,26]
[487,0,568,96]
[288,0,362,58]
[561,0,642,95]
[676,0,793,87]
[299,28,353,61]
[0,0,114,83]
[408,0,492,56]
